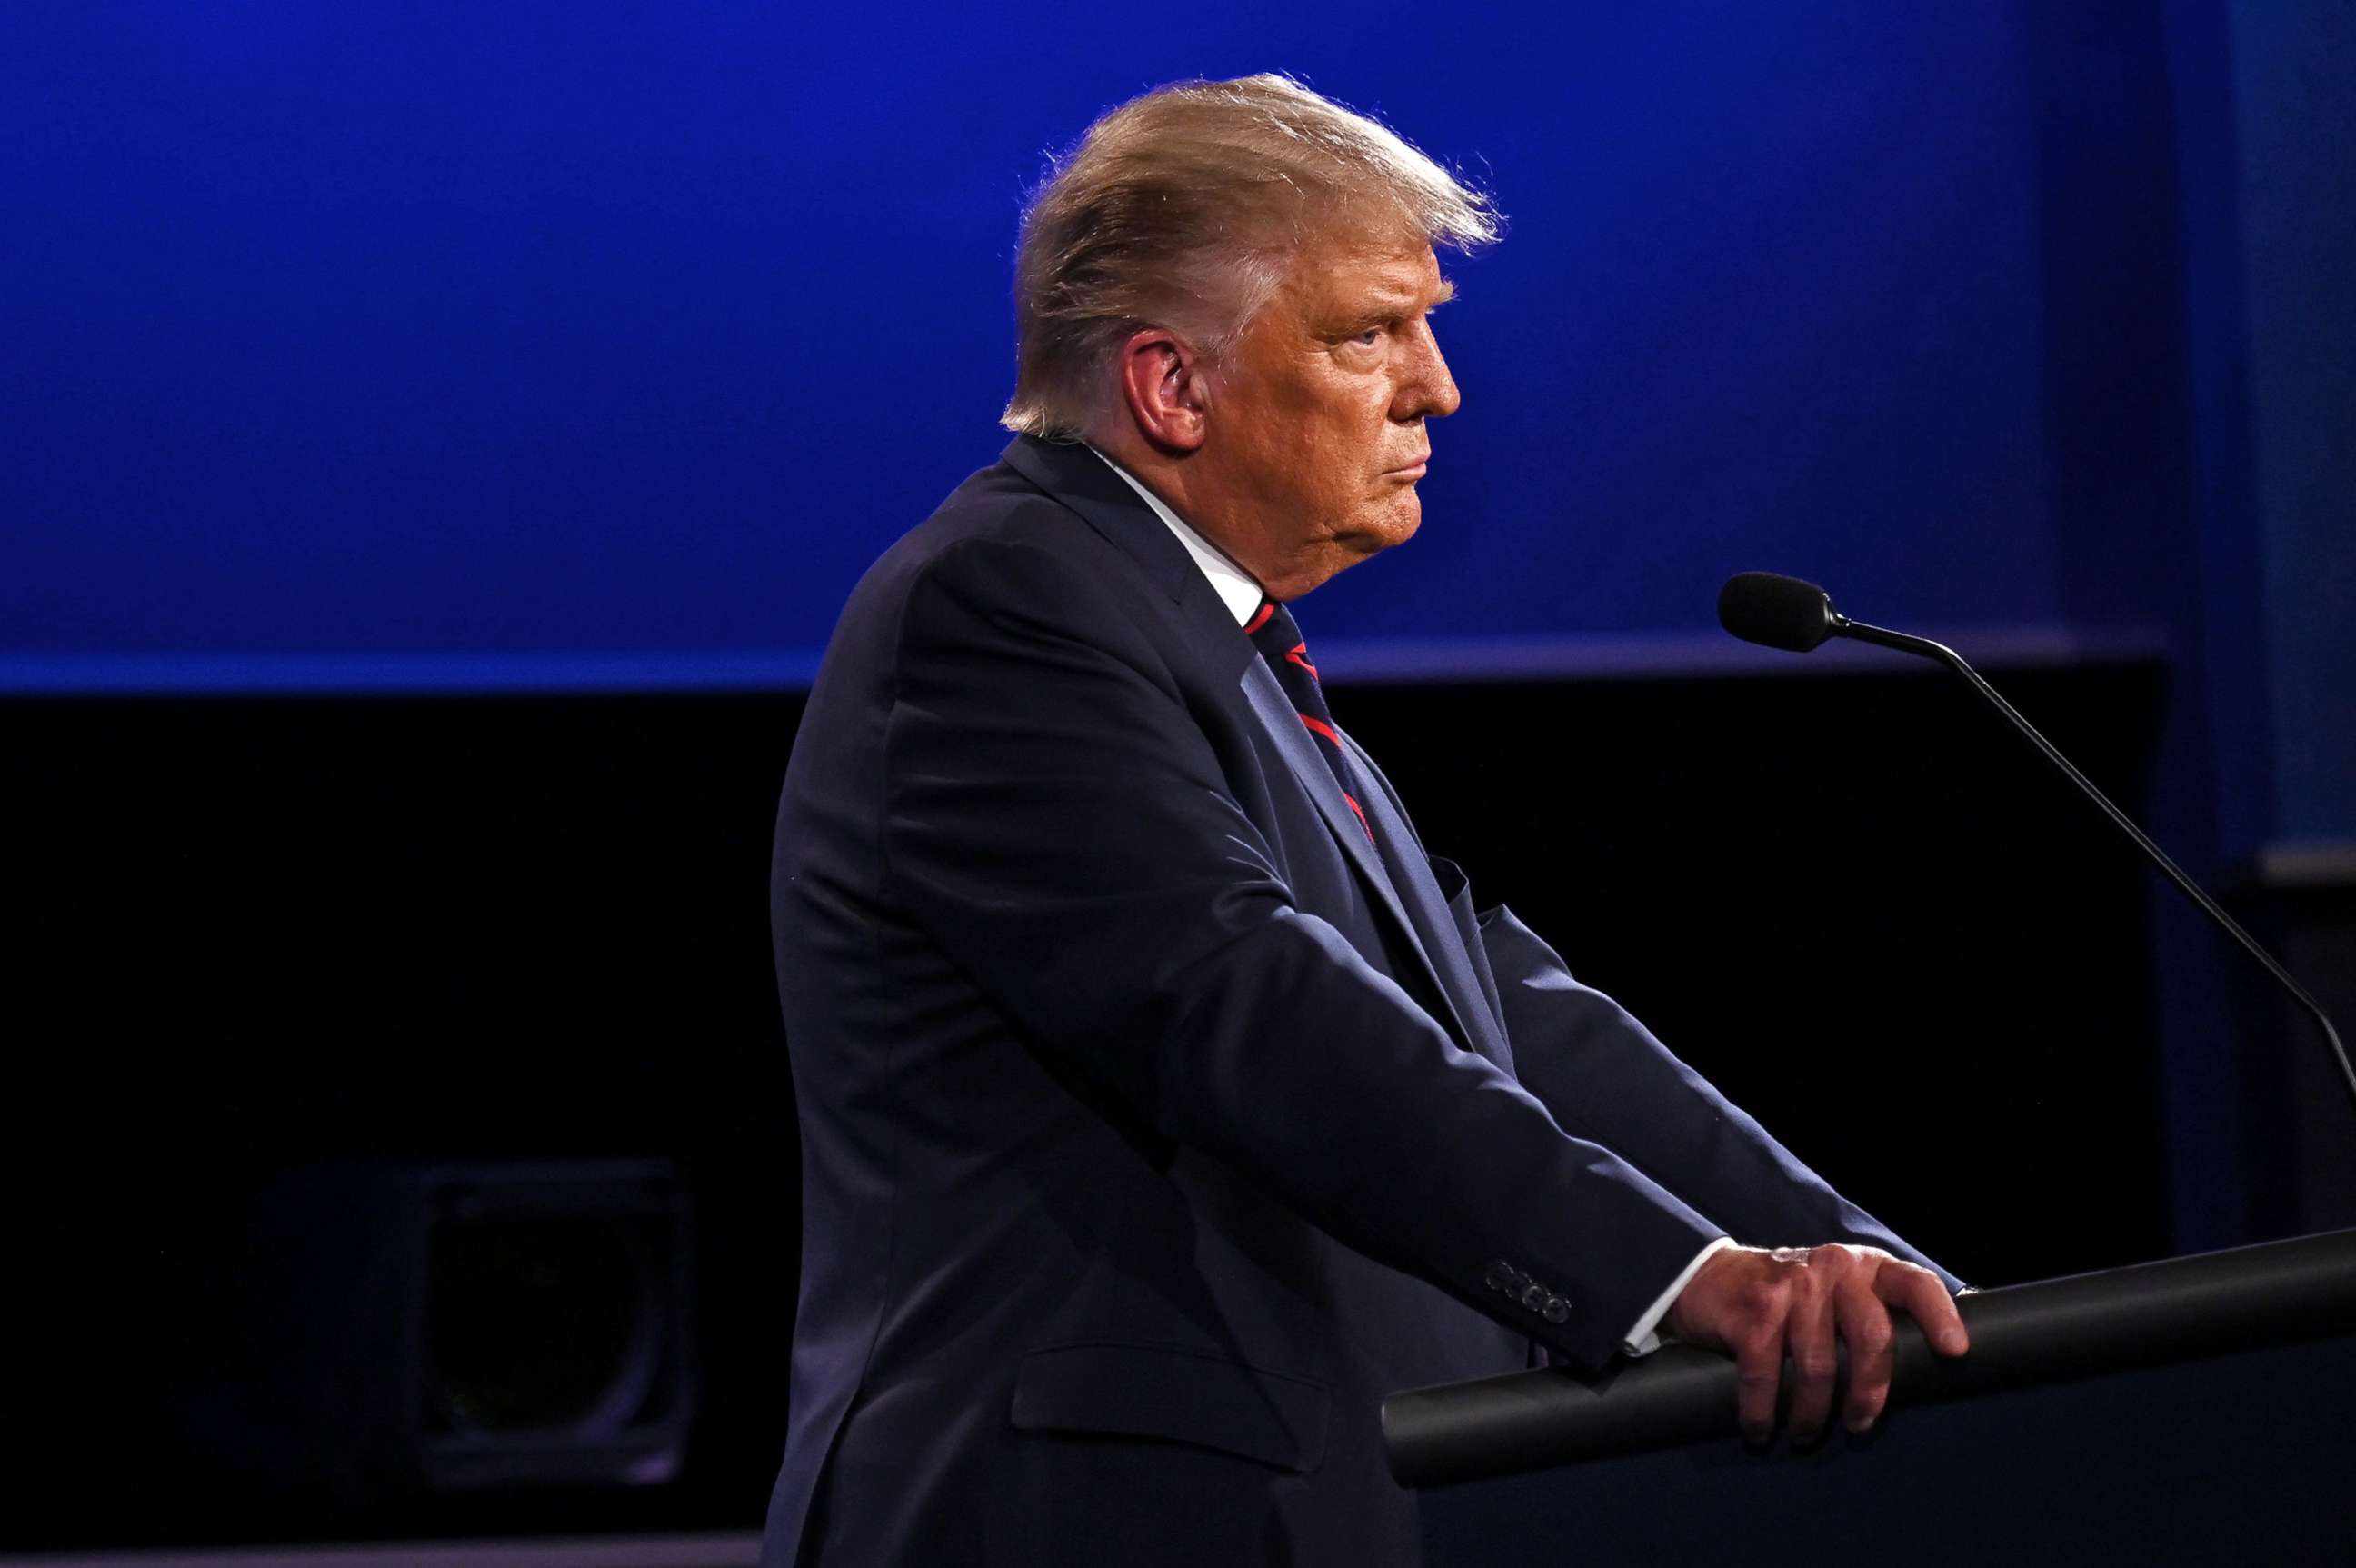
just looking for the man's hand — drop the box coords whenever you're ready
[1664,1243,1970,1446]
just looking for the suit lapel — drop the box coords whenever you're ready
[1337,738,1517,1074]
[1238,662,1480,1057]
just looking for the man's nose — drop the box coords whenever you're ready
[1397,320,1461,420]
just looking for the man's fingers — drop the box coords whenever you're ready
[1682,1247,1972,1447]
[1875,1261,1972,1357]
[1784,1281,1838,1444]
[1836,1281,1897,1433]
[1733,1323,1784,1446]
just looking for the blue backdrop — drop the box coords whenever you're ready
[4,4,2072,661]
[3,1,2346,839]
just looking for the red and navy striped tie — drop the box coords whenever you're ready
[1246,598,1375,843]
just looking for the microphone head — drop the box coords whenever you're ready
[1718,572,1841,653]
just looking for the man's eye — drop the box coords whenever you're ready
[1352,327,1383,345]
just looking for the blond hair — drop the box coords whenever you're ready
[1000,74,1500,439]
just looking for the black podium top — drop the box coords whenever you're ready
[1383,1227,2356,1489]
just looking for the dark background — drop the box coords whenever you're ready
[5,0,2351,1553]
[14,662,2194,1550]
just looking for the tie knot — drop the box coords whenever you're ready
[1245,599,1317,683]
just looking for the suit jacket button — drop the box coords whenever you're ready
[1519,1283,1547,1313]
[1486,1261,1514,1293]
[1542,1295,1571,1323]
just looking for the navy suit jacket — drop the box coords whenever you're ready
[764,434,1952,1566]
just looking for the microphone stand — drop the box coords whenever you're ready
[1830,610,2356,1114]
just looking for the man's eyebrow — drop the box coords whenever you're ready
[1378,279,1456,312]
[1336,279,1458,329]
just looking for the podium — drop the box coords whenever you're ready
[1384,1230,2356,1564]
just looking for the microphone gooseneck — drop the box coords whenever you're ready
[1718,572,2356,1118]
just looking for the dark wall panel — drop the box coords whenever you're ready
[8,666,2168,1548]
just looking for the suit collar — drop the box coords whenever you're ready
[1001,434,1203,607]
[1083,444,1266,626]
[1002,434,1259,685]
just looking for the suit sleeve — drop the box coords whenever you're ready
[1470,897,1964,1293]
[878,537,1722,1368]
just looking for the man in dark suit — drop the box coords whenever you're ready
[764,75,1968,1566]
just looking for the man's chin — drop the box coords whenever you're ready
[1347,496,1423,554]
[1286,501,1421,595]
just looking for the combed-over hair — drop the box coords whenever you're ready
[1000,74,1500,439]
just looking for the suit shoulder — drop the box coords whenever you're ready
[856,459,1151,624]
[912,457,1129,563]
[814,455,1169,694]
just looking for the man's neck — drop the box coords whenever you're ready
[1082,443,1265,625]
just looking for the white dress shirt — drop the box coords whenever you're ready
[1086,444,1729,1356]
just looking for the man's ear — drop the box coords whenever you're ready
[1114,326,1210,454]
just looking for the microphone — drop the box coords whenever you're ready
[1717,572,1842,654]
[1717,571,2356,1116]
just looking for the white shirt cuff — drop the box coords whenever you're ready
[1622,1235,1737,1356]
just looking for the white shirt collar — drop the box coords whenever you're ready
[1083,444,1266,626]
